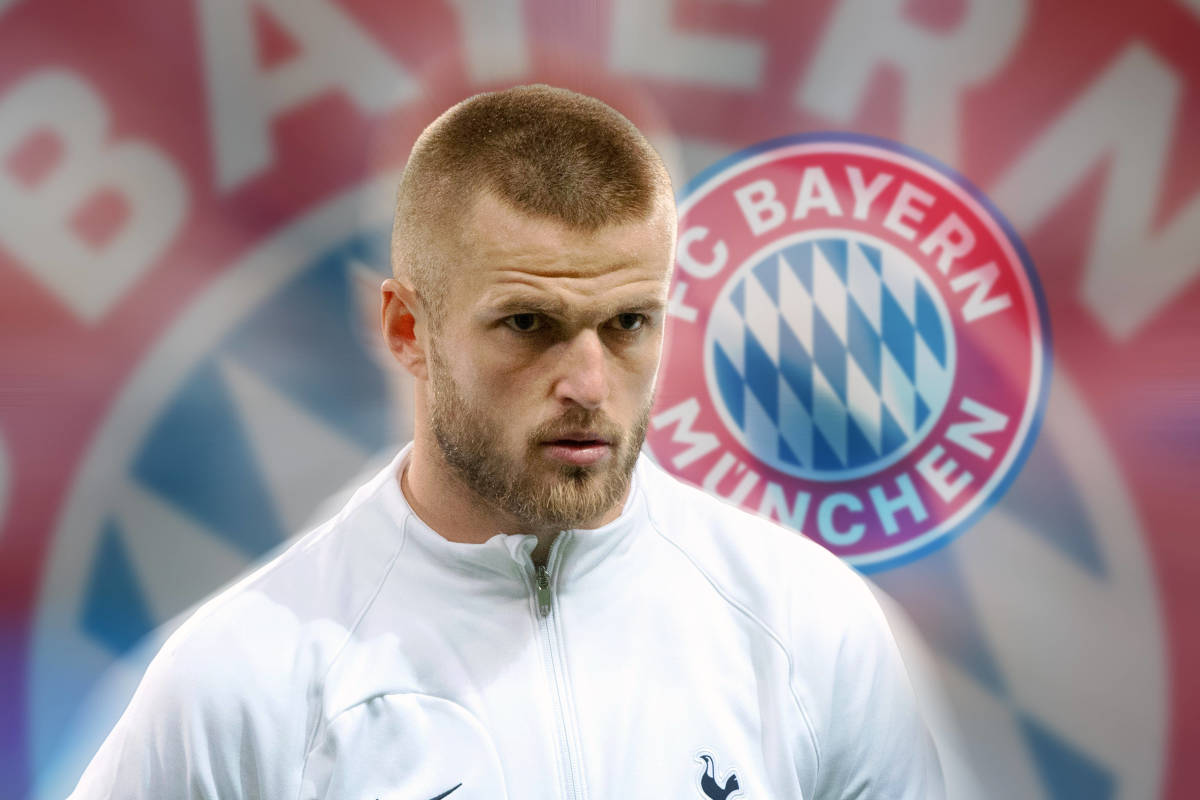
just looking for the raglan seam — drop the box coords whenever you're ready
[642,508,824,779]
[293,502,411,800]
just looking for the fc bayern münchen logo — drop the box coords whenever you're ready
[648,133,1051,570]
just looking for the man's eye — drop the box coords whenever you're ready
[504,313,543,332]
[613,313,645,332]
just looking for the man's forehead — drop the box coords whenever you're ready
[458,190,676,274]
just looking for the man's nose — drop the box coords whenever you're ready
[554,329,609,410]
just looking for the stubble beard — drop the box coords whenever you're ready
[427,344,651,530]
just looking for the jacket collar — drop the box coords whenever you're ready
[378,443,647,582]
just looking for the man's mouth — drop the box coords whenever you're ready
[540,434,613,467]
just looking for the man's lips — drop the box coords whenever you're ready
[540,434,613,466]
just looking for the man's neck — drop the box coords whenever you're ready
[399,442,561,564]
[399,440,630,568]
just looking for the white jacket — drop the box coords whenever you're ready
[70,446,943,799]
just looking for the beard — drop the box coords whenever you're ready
[427,344,650,530]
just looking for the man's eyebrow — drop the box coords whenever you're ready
[618,298,666,314]
[483,294,666,319]
[485,295,568,316]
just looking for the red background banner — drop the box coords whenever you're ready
[0,1,1196,797]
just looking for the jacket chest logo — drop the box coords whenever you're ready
[696,751,743,799]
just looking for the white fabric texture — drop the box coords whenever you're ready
[69,445,944,799]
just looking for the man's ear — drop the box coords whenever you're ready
[381,277,429,381]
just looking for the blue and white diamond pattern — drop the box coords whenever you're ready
[707,235,955,480]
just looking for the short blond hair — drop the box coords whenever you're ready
[391,85,672,312]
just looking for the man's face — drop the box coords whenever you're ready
[424,191,674,530]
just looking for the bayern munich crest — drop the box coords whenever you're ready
[648,133,1051,570]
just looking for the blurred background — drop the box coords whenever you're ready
[0,0,1197,797]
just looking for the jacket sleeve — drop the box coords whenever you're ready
[66,592,310,800]
[66,643,250,799]
[797,565,946,800]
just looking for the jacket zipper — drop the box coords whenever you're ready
[531,538,585,799]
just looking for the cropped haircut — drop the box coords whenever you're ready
[391,85,672,316]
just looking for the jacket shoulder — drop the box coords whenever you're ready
[165,460,406,670]
[69,463,410,799]
[638,455,874,620]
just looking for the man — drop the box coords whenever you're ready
[70,85,943,799]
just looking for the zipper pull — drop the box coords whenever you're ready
[535,563,553,617]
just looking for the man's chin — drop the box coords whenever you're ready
[515,460,632,529]
[525,460,609,494]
